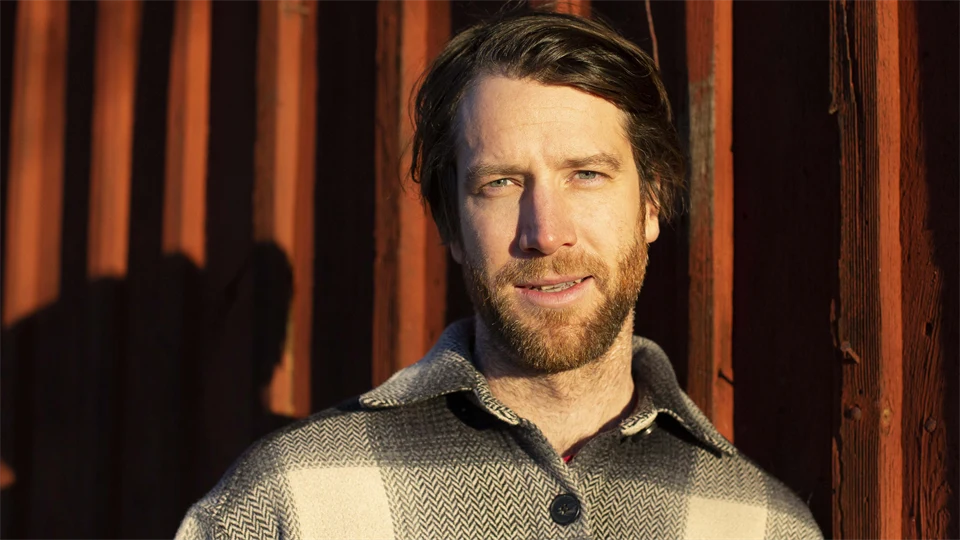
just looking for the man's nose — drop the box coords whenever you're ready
[517,185,577,256]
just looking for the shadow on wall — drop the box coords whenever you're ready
[729,2,839,534]
[0,1,382,537]
[0,243,297,539]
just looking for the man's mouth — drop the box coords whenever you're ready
[522,277,589,293]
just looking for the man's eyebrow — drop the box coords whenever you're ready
[558,153,623,172]
[463,164,528,185]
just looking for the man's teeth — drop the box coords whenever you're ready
[531,278,585,292]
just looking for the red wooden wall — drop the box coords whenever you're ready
[0,1,956,538]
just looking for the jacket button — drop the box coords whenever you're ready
[550,493,581,525]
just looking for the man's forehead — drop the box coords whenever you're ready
[455,75,631,168]
[456,75,625,133]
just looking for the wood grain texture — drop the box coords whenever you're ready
[684,0,734,442]
[256,0,315,417]
[88,0,141,279]
[829,1,903,537]
[163,0,210,266]
[373,0,449,386]
[897,1,959,537]
[3,0,68,326]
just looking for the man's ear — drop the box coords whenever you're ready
[449,241,464,264]
[644,201,660,244]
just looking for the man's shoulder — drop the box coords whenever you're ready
[677,431,823,539]
[262,398,379,467]
[175,398,384,539]
[219,396,380,484]
[738,454,823,538]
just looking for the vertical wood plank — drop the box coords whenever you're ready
[310,1,379,410]
[373,0,449,386]
[117,3,183,534]
[88,0,141,279]
[2,0,68,326]
[2,0,73,506]
[898,1,959,537]
[157,7,206,496]
[829,1,903,537]
[163,0,210,266]
[685,0,734,442]
[85,6,142,534]
[874,6,904,539]
[292,0,317,418]
[256,0,315,417]
[529,0,590,17]
[730,2,838,529]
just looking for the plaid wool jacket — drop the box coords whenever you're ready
[176,319,823,539]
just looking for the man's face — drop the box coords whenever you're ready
[451,76,660,373]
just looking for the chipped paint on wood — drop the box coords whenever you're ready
[830,1,904,537]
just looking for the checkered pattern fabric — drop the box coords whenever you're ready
[176,319,822,539]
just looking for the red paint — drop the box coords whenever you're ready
[88,0,141,279]
[163,0,210,267]
[685,0,734,443]
[257,0,316,417]
[898,1,958,537]
[3,0,68,326]
[373,0,450,386]
[830,1,904,537]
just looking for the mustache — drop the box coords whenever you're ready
[493,252,611,289]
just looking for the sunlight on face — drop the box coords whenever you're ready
[452,76,660,373]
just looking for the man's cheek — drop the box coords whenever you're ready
[465,222,505,262]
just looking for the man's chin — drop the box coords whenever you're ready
[511,295,599,321]
[489,312,606,373]
[519,321,586,347]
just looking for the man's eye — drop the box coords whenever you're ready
[487,178,512,188]
[575,170,599,180]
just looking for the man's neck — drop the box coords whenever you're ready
[473,316,637,459]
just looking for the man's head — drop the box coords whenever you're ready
[411,12,685,373]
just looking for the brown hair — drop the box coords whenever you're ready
[411,10,686,244]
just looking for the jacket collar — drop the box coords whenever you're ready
[359,319,735,456]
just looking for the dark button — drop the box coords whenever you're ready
[550,493,581,525]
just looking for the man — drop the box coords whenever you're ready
[177,11,822,539]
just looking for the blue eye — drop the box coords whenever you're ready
[488,178,511,188]
[575,171,599,180]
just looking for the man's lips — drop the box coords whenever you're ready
[514,276,593,309]
[514,276,594,307]
[516,275,591,289]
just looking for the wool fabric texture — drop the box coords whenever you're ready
[176,319,822,539]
